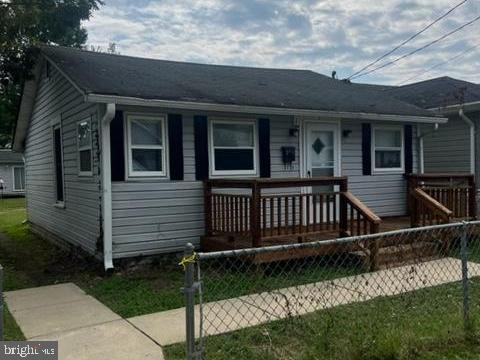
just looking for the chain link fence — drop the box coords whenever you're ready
[181,221,480,359]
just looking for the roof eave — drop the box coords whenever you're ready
[12,61,43,152]
[428,101,480,115]
[86,93,447,124]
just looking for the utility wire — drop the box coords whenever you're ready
[350,14,480,80]
[395,43,480,85]
[347,0,469,80]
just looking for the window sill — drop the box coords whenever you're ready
[373,169,405,175]
[53,202,65,209]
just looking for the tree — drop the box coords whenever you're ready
[0,0,103,148]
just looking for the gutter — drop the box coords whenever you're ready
[86,93,447,124]
[100,103,116,271]
[459,108,475,175]
[429,101,480,115]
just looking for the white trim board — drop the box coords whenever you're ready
[86,93,448,124]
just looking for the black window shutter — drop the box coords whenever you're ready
[362,123,372,175]
[258,118,271,178]
[168,114,184,180]
[194,115,209,180]
[110,110,125,181]
[404,124,413,174]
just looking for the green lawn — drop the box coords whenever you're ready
[1,197,480,358]
[164,279,480,360]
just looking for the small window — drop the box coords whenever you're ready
[78,118,93,176]
[53,125,64,203]
[126,115,167,177]
[372,127,404,172]
[210,120,257,176]
[13,166,25,191]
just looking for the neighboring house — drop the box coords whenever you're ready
[0,149,25,197]
[386,77,480,178]
[13,45,447,269]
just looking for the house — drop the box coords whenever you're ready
[0,149,25,197]
[14,45,472,270]
[386,77,480,178]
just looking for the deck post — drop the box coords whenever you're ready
[468,176,476,220]
[251,182,262,247]
[369,222,380,271]
[204,180,213,236]
[339,178,348,237]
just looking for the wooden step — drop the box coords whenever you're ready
[350,241,442,270]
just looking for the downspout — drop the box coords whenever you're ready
[459,108,475,175]
[101,103,116,271]
[417,123,439,174]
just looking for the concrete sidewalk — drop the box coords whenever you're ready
[6,257,479,355]
[5,283,164,360]
[129,257,480,346]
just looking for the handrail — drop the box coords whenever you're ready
[342,191,381,224]
[410,188,452,226]
[206,177,348,190]
[412,188,453,217]
[407,173,476,220]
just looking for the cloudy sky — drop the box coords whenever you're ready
[83,0,479,85]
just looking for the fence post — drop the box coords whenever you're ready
[182,243,197,360]
[0,264,3,341]
[460,222,471,333]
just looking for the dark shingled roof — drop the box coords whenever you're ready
[387,77,480,109]
[0,150,23,164]
[40,45,437,118]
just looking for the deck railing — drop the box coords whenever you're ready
[407,174,476,226]
[204,177,381,248]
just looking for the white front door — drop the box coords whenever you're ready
[304,122,340,190]
[303,122,340,224]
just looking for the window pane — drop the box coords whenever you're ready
[375,129,401,148]
[375,150,401,168]
[131,118,163,146]
[14,167,25,190]
[78,120,91,148]
[214,149,254,171]
[132,149,163,172]
[213,123,254,147]
[80,150,92,172]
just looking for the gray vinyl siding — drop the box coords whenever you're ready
[421,115,471,173]
[111,110,415,258]
[0,163,24,195]
[24,64,101,255]
[341,121,418,217]
[111,111,298,258]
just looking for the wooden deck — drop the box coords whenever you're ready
[201,175,476,265]
[201,216,413,263]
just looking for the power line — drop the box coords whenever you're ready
[347,0,469,80]
[350,14,480,80]
[395,43,480,85]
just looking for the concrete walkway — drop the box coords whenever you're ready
[5,283,164,360]
[129,257,480,346]
[6,257,480,355]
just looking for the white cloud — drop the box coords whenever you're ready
[84,0,480,84]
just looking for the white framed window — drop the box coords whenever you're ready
[372,126,404,172]
[77,118,93,176]
[209,119,258,176]
[12,166,25,192]
[126,114,167,177]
